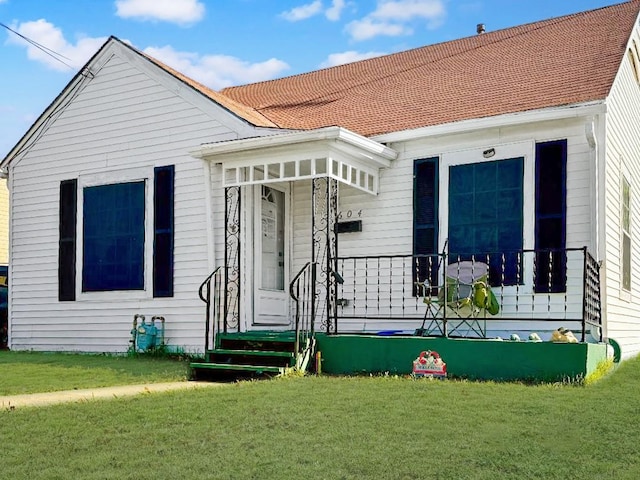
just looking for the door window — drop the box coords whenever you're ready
[261,186,285,290]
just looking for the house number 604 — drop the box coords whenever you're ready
[338,210,363,219]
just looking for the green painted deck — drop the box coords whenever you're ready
[192,330,607,382]
[315,334,607,382]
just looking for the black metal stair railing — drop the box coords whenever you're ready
[289,262,317,364]
[198,266,223,352]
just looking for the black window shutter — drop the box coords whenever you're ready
[535,140,567,292]
[59,179,77,301]
[153,165,175,297]
[413,157,439,294]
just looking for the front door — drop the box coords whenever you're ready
[253,185,290,325]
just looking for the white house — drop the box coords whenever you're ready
[3,1,640,361]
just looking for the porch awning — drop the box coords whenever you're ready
[190,126,398,195]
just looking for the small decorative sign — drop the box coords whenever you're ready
[412,350,447,378]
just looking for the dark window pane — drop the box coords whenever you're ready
[82,181,145,292]
[475,192,497,222]
[450,193,474,225]
[449,158,523,286]
[474,161,496,192]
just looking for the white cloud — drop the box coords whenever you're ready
[281,0,348,22]
[115,0,205,25]
[6,20,107,72]
[346,18,410,41]
[144,45,290,89]
[346,0,445,41]
[372,0,445,22]
[320,50,386,68]
[280,1,323,22]
[325,0,347,21]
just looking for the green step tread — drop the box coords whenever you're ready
[217,331,297,342]
[190,362,284,373]
[209,349,295,358]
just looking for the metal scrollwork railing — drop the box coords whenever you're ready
[198,267,223,352]
[224,186,241,331]
[290,262,317,357]
[312,177,339,334]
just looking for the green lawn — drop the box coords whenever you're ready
[1,355,640,479]
[0,351,189,395]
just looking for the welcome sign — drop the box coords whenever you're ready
[412,350,447,378]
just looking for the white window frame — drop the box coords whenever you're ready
[439,141,534,294]
[440,140,535,256]
[621,174,632,295]
[76,166,155,301]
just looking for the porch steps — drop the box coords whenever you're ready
[189,331,300,380]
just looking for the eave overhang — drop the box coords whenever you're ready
[191,126,398,195]
[372,101,607,144]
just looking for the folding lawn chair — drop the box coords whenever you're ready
[418,261,499,338]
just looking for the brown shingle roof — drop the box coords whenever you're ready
[217,1,640,137]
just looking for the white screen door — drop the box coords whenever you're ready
[253,185,290,325]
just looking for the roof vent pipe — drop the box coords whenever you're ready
[477,23,485,34]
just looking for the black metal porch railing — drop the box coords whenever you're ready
[583,250,602,342]
[335,247,602,342]
[198,267,224,352]
[289,262,317,358]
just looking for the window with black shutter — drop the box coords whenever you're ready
[535,140,567,293]
[153,165,174,297]
[59,179,77,301]
[413,158,439,294]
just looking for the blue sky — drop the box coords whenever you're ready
[0,0,622,157]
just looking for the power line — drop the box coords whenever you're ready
[0,21,75,70]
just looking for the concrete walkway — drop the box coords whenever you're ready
[0,381,222,410]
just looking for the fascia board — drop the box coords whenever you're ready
[115,43,266,138]
[607,9,640,100]
[191,126,397,167]
[1,38,118,170]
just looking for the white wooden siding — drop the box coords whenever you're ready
[336,119,593,255]
[602,26,640,359]
[0,180,8,264]
[282,118,595,333]
[8,45,261,353]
